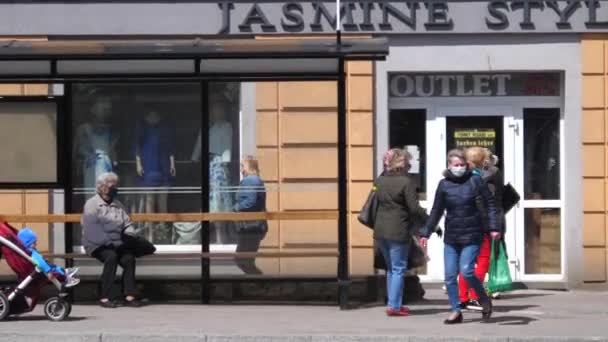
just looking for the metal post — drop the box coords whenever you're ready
[201,81,211,304]
[337,57,349,310]
[64,83,74,269]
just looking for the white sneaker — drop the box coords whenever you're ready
[65,277,80,288]
[442,285,447,294]
[491,291,502,299]
[66,267,79,278]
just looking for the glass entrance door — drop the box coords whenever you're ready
[424,105,564,283]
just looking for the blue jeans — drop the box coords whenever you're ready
[444,242,489,312]
[377,238,409,311]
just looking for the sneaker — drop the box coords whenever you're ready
[442,285,447,294]
[64,277,80,288]
[466,299,483,311]
[386,308,409,317]
[491,292,502,299]
[400,306,410,314]
[65,267,79,278]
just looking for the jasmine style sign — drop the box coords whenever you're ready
[219,0,608,34]
[1,0,608,35]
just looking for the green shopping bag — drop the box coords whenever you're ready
[488,240,513,293]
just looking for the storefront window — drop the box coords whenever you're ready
[524,108,560,200]
[389,109,426,199]
[70,83,203,246]
[0,102,57,183]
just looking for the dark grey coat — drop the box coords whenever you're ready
[373,173,428,244]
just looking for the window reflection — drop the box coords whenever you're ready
[389,109,426,200]
[524,108,560,200]
[71,83,203,246]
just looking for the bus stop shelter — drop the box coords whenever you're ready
[0,36,389,309]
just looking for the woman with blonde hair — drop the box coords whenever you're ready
[421,149,500,324]
[374,148,428,316]
[458,147,505,309]
[233,156,268,275]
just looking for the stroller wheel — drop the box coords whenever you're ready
[44,297,71,322]
[0,292,9,321]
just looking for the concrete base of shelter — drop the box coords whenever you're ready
[61,275,426,305]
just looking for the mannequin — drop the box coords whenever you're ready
[189,94,234,244]
[74,98,118,191]
[135,109,176,244]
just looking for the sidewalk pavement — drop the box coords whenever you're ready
[1,289,607,342]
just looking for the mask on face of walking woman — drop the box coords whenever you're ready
[449,166,466,177]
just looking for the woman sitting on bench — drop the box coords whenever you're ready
[82,172,144,308]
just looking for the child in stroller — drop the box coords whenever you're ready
[0,222,77,321]
[18,227,80,288]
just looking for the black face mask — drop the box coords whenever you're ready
[108,187,118,200]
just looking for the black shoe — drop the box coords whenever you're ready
[458,302,468,310]
[466,299,483,311]
[481,299,493,320]
[99,300,117,308]
[444,311,463,325]
[124,297,148,307]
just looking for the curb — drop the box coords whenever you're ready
[0,333,606,342]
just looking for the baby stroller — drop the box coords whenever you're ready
[0,222,73,321]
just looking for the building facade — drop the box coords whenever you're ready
[0,0,607,288]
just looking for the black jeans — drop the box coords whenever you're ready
[92,246,137,299]
[235,233,264,275]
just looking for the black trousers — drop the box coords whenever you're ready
[235,233,264,275]
[92,246,137,299]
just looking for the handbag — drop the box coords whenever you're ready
[407,237,430,269]
[488,240,513,293]
[122,234,156,258]
[236,220,268,234]
[357,185,378,229]
[502,183,521,213]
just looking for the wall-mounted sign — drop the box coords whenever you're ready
[1,1,608,36]
[453,129,497,151]
[389,72,560,98]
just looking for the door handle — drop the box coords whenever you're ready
[508,122,520,135]
[509,259,520,270]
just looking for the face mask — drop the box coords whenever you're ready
[449,166,466,177]
[108,187,118,200]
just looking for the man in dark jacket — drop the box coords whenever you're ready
[420,149,500,324]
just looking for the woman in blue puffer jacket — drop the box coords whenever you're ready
[419,149,501,324]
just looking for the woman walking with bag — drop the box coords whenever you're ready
[374,149,428,316]
[420,149,500,324]
[458,147,505,310]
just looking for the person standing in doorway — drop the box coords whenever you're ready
[420,149,500,324]
[458,147,505,310]
[374,149,428,316]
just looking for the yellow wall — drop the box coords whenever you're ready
[581,36,608,283]
[255,62,375,276]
